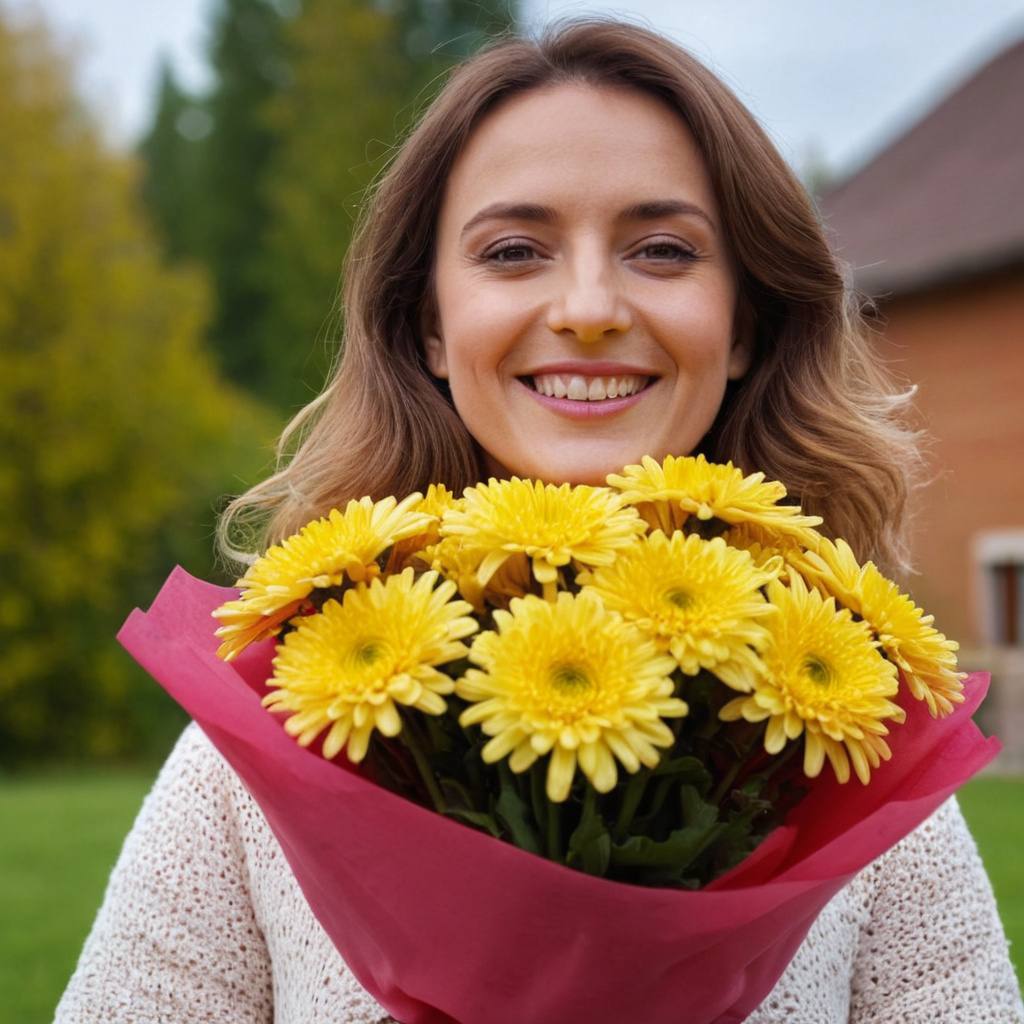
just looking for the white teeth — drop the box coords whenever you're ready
[530,374,649,401]
[567,376,589,400]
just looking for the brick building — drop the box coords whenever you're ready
[819,37,1024,769]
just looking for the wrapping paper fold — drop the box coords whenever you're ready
[118,566,1002,1024]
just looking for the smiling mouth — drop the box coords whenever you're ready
[517,373,655,402]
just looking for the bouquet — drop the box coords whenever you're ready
[119,455,1000,1024]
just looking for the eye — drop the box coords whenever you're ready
[482,239,540,265]
[634,238,699,262]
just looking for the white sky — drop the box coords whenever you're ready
[4,0,1024,178]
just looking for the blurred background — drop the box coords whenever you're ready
[1,0,1022,1018]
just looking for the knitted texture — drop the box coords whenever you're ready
[56,723,1024,1023]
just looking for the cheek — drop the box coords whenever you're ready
[438,287,530,385]
[654,286,737,374]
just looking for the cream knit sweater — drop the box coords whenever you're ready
[56,723,1024,1023]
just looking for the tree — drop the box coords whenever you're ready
[397,0,519,83]
[133,0,518,411]
[136,57,213,265]
[199,0,295,395]
[253,0,519,411]
[0,10,276,765]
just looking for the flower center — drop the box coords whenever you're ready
[664,587,693,610]
[550,663,592,692]
[802,654,832,687]
[354,640,384,665]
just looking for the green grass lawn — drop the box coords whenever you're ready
[0,769,156,1024]
[957,776,1024,982]
[1,771,1021,1023]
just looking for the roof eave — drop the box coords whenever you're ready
[852,245,1024,300]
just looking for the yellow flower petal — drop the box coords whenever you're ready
[212,493,434,659]
[719,573,903,784]
[455,590,686,802]
[262,568,477,762]
[441,477,646,590]
[578,531,778,688]
[607,453,822,540]
[791,537,965,717]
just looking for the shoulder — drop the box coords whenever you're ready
[849,794,1024,1021]
[121,722,272,876]
[138,721,242,821]
[853,793,994,942]
[858,794,978,894]
[163,729,396,1021]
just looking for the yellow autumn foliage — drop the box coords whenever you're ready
[0,12,276,763]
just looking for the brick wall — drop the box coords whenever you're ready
[872,265,1024,645]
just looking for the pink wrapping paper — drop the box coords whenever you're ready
[119,566,1001,1024]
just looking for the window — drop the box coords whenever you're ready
[975,532,1024,647]
[991,562,1022,645]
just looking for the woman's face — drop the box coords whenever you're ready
[422,82,751,485]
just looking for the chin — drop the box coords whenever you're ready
[505,446,647,488]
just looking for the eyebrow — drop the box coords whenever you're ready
[459,198,717,241]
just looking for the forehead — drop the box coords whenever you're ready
[439,82,718,228]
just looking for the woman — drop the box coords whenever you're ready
[56,16,1023,1022]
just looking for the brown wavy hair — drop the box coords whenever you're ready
[217,15,923,578]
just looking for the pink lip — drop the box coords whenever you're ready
[515,376,655,419]
[521,361,658,377]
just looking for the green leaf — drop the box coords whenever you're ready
[439,777,476,811]
[610,819,725,871]
[700,804,771,878]
[443,808,502,838]
[460,736,493,804]
[652,754,712,789]
[566,786,611,877]
[610,784,724,874]
[680,783,720,829]
[423,712,454,754]
[495,764,542,855]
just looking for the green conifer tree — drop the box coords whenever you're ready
[136,57,213,265]
[133,0,518,412]
[255,0,519,412]
[201,0,295,394]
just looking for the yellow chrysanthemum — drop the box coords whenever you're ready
[440,478,646,597]
[720,573,905,785]
[263,567,478,762]
[456,590,687,802]
[387,485,462,572]
[785,534,862,602]
[723,520,818,582]
[607,454,822,541]
[413,535,532,613]
[212,493,433,660]
[577,532,779,691]
[417,483,460,523]
[791,537,964,717]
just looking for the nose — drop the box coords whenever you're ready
[545,251,633,344]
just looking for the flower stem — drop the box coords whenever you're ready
[530,762,546,831]
[757,738,802,798]
[398,717,445,813]
[546,797,562,862]
[711,727,766,808]
[710,757,744,808]
[370,736,418,794]
[613,767,651,841]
